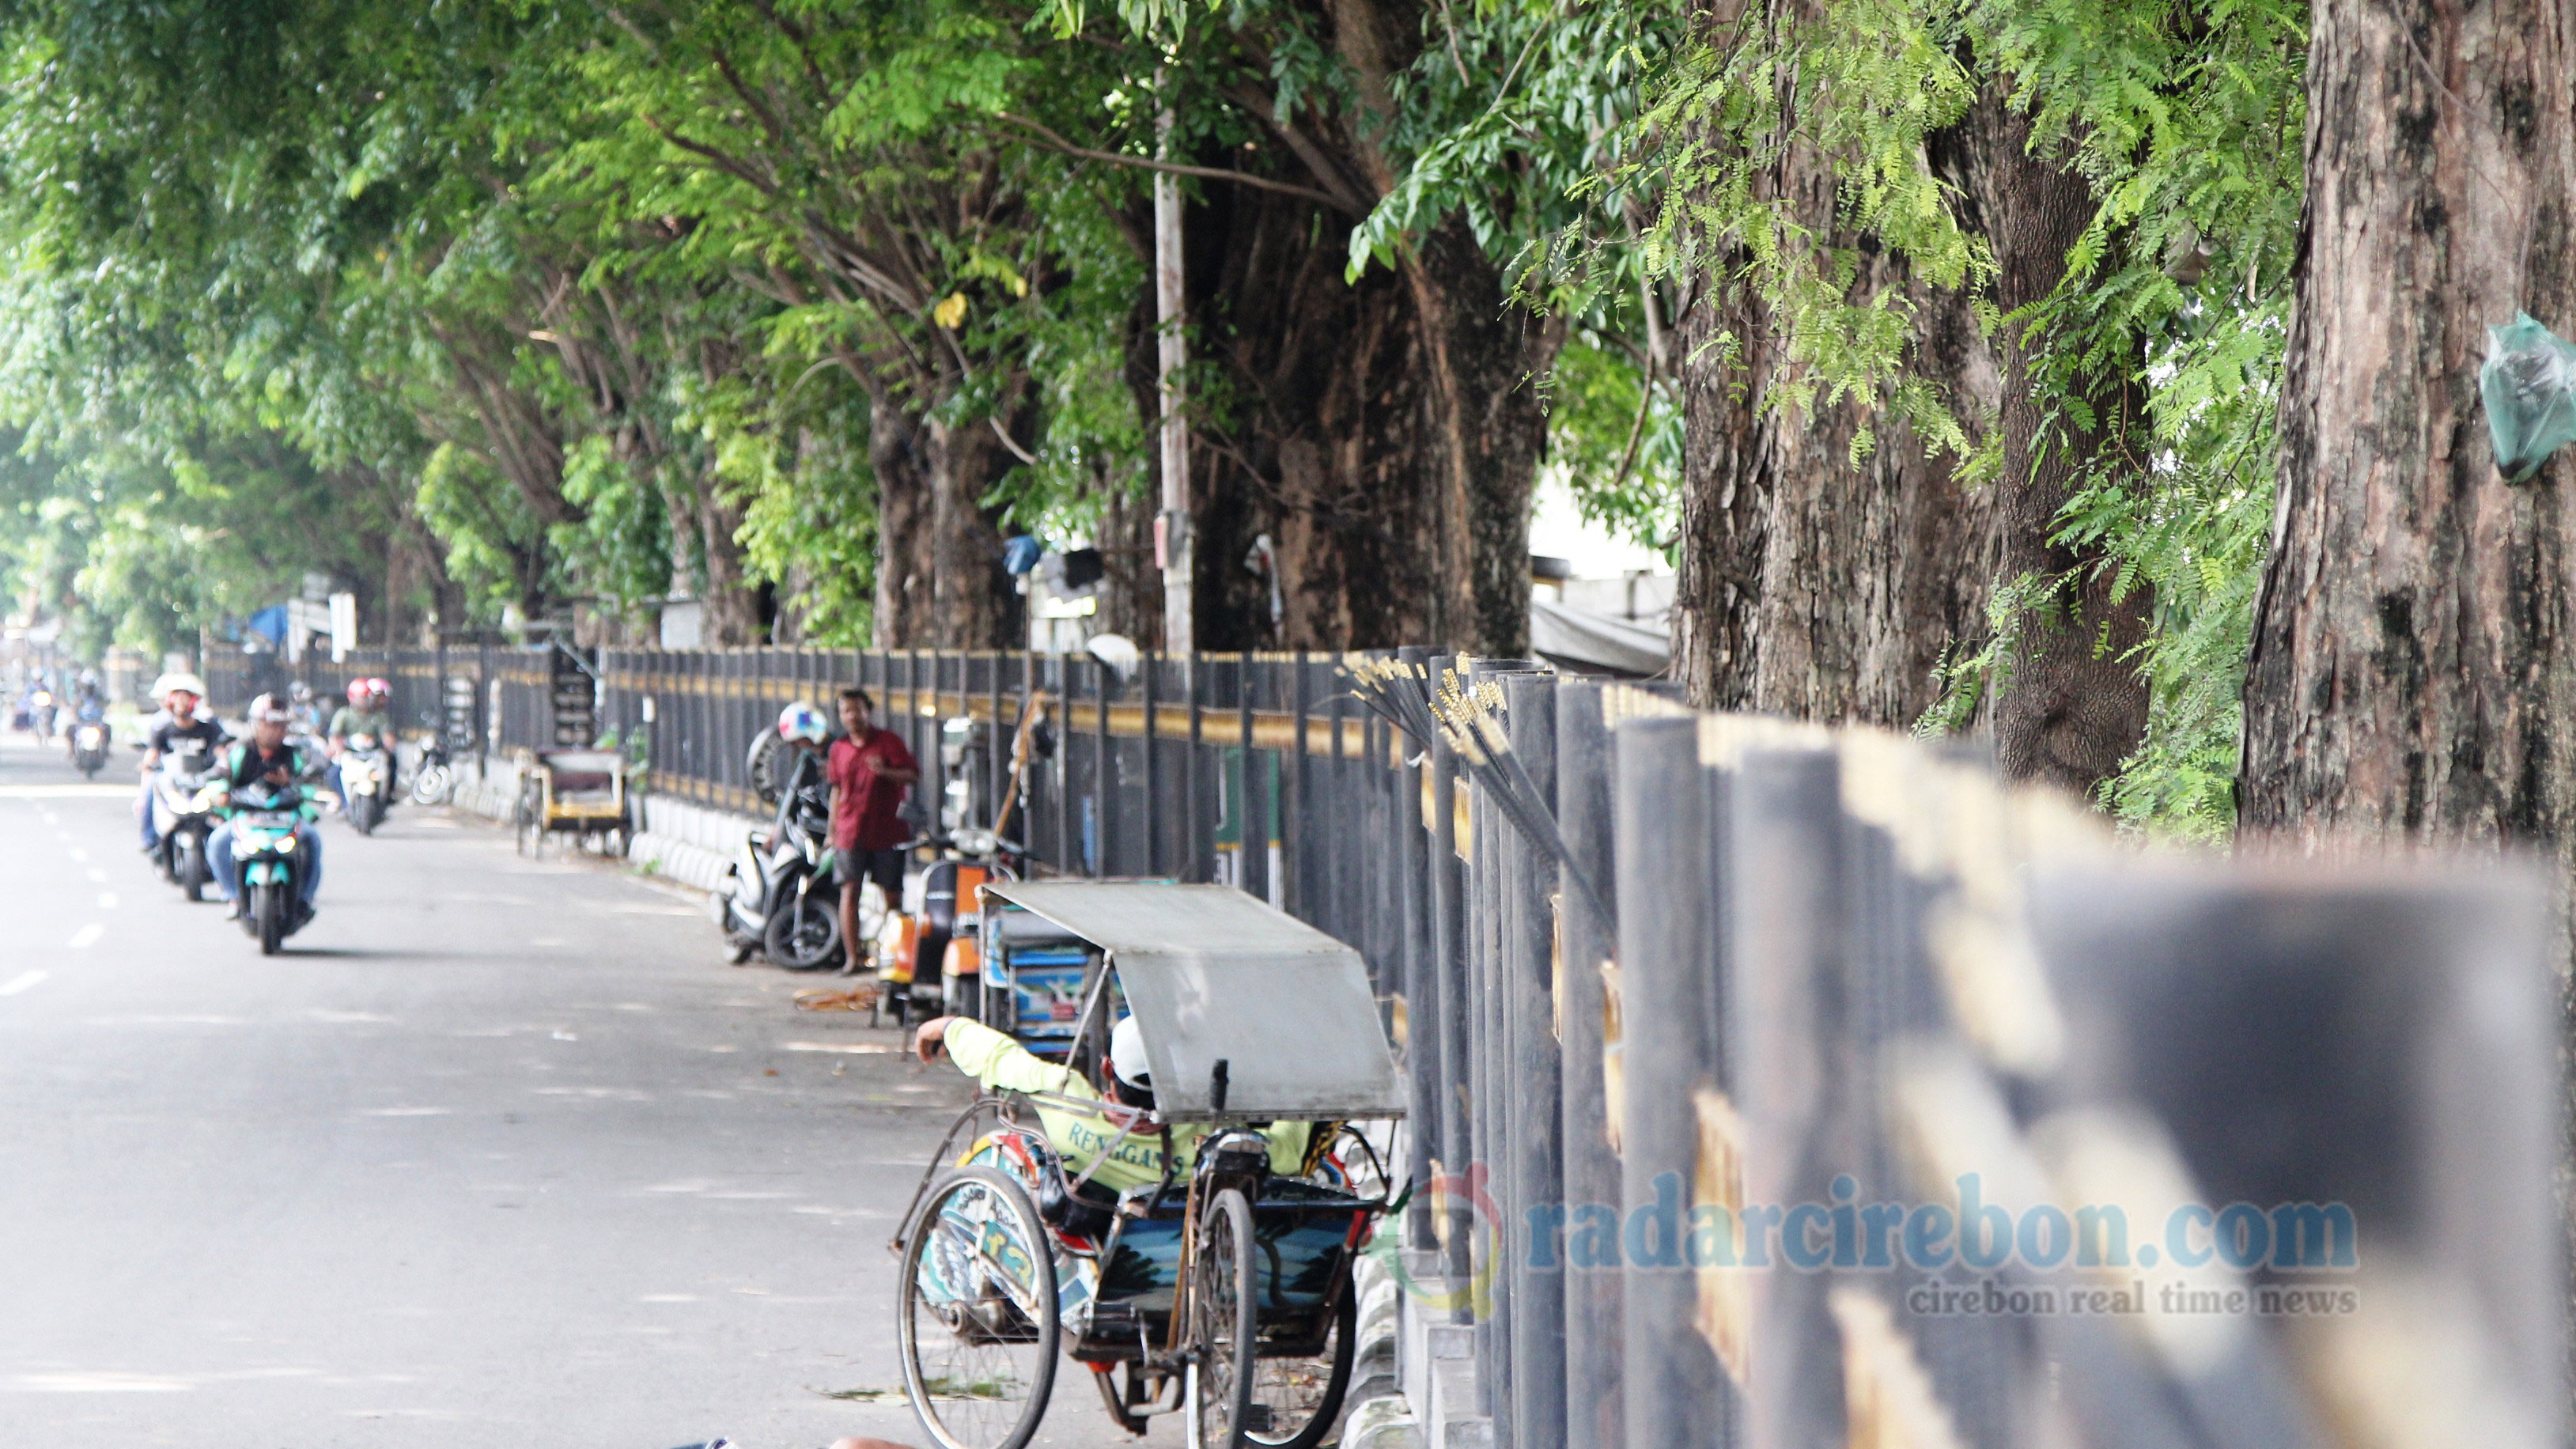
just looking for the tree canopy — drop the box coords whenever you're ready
[0,0,2334,834]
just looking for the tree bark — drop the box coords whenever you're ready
[1184,181,1445,652]
[1950,99,2151,795]
[1405,218,1561,656]
[2241,0,2576,852]
[925,412,1023,649]
[1672,6,1999,726]
[869,395,936,648]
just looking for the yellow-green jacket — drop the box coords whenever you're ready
[943,1019,1309,1194]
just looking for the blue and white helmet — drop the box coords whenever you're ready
[777,702,830,744]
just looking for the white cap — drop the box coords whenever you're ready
[152,672,208,701]
[1109,1015,1152,1089]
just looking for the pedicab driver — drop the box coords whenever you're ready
[913,1013,1311,1194]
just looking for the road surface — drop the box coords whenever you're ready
[0,732,1128,1448]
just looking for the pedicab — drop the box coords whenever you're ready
[889,881,1405,1449]
[513,746,633,857]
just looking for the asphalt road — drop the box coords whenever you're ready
[0,732,1129,1449]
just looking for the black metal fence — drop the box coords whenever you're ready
[199,641,2563,1449]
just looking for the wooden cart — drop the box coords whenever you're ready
[513,747,633,858]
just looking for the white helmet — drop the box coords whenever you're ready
[1109,1015,1152,1091]
[152,672,208,702]
[777,702,830,744]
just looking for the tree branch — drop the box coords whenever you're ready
[987,112,1362,216]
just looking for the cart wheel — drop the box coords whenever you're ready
[898,1167,1060,1449]
[1185,1187,1258,1449]
[1246,1284,1356,1449]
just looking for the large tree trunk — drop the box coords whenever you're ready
[1674,260,1774,709]
[869,396,936,648]
[1950,100,2151,795]
[925,412,1023,649]
[1185,183,1443,652]
[2241,0,2576,849]
[1405,219,1560,656]
[693,478,761,646]
[1672,17,1999,725]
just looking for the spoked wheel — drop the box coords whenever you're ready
[1186,1187,1258,1449]
[765,893,843,971]
[898,1167,1060,1449]
[1246,1286,1356,1449]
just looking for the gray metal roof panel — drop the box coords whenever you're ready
[981,880,1405,1121]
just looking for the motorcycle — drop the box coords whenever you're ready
[408,713,454,805]
[225,780,316,955]
[710,780,843,971]
[68,716,110,777]
[336,733,392,834]
[873,824,1031,1028]
[147,741,225,902]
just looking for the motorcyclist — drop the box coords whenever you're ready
[65,677,107,762]
[27,679,57,742]
[326,677,397,803]
[206,694,325,922]
[910,1014,1311,1197]
[138,673,227,853]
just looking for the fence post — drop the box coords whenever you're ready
[1186,649,1205,883]
[1504,673,1567,1449]
[1552,681,1622,1449]
[1729,749,1848,1449]
[1143,651,1160,876]
[1428,655,1473,1296]
[1614,716,1733,1449]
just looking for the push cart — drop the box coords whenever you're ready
[889,881,1406,1449]
[513,747,633,857]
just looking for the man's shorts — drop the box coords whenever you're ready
[842,845,906,900]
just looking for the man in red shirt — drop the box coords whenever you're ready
[830,687,920,975]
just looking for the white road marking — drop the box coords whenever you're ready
[84,868,106,884]
[66,846,87,863]
[65,925,102,949]
[780,1040,898,1054]
[96,892,117,910]
[361,1107,452,1117]
[0,970,47,997]
[6,1371,193,1393]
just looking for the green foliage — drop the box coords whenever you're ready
[1618,0,2304,835]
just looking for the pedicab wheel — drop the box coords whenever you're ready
[253,883,286,956]
[1185,1187,1258,1449]
[897,1166,1060,1449]
[766,895,844,972]
[1246,1283,1356,1449]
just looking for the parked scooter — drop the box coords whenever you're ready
[146,740,226,902]
[224,779,317,955]
[336,732,393,834]
[711,767,842,971]
[408,713,454,805]
[871,825,1031,1027]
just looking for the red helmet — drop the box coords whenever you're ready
[346,679,370,702]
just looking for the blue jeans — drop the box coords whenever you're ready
[138,779,159,850]
[208,820,323,905]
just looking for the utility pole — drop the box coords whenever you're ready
[1153,71,1193,656]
